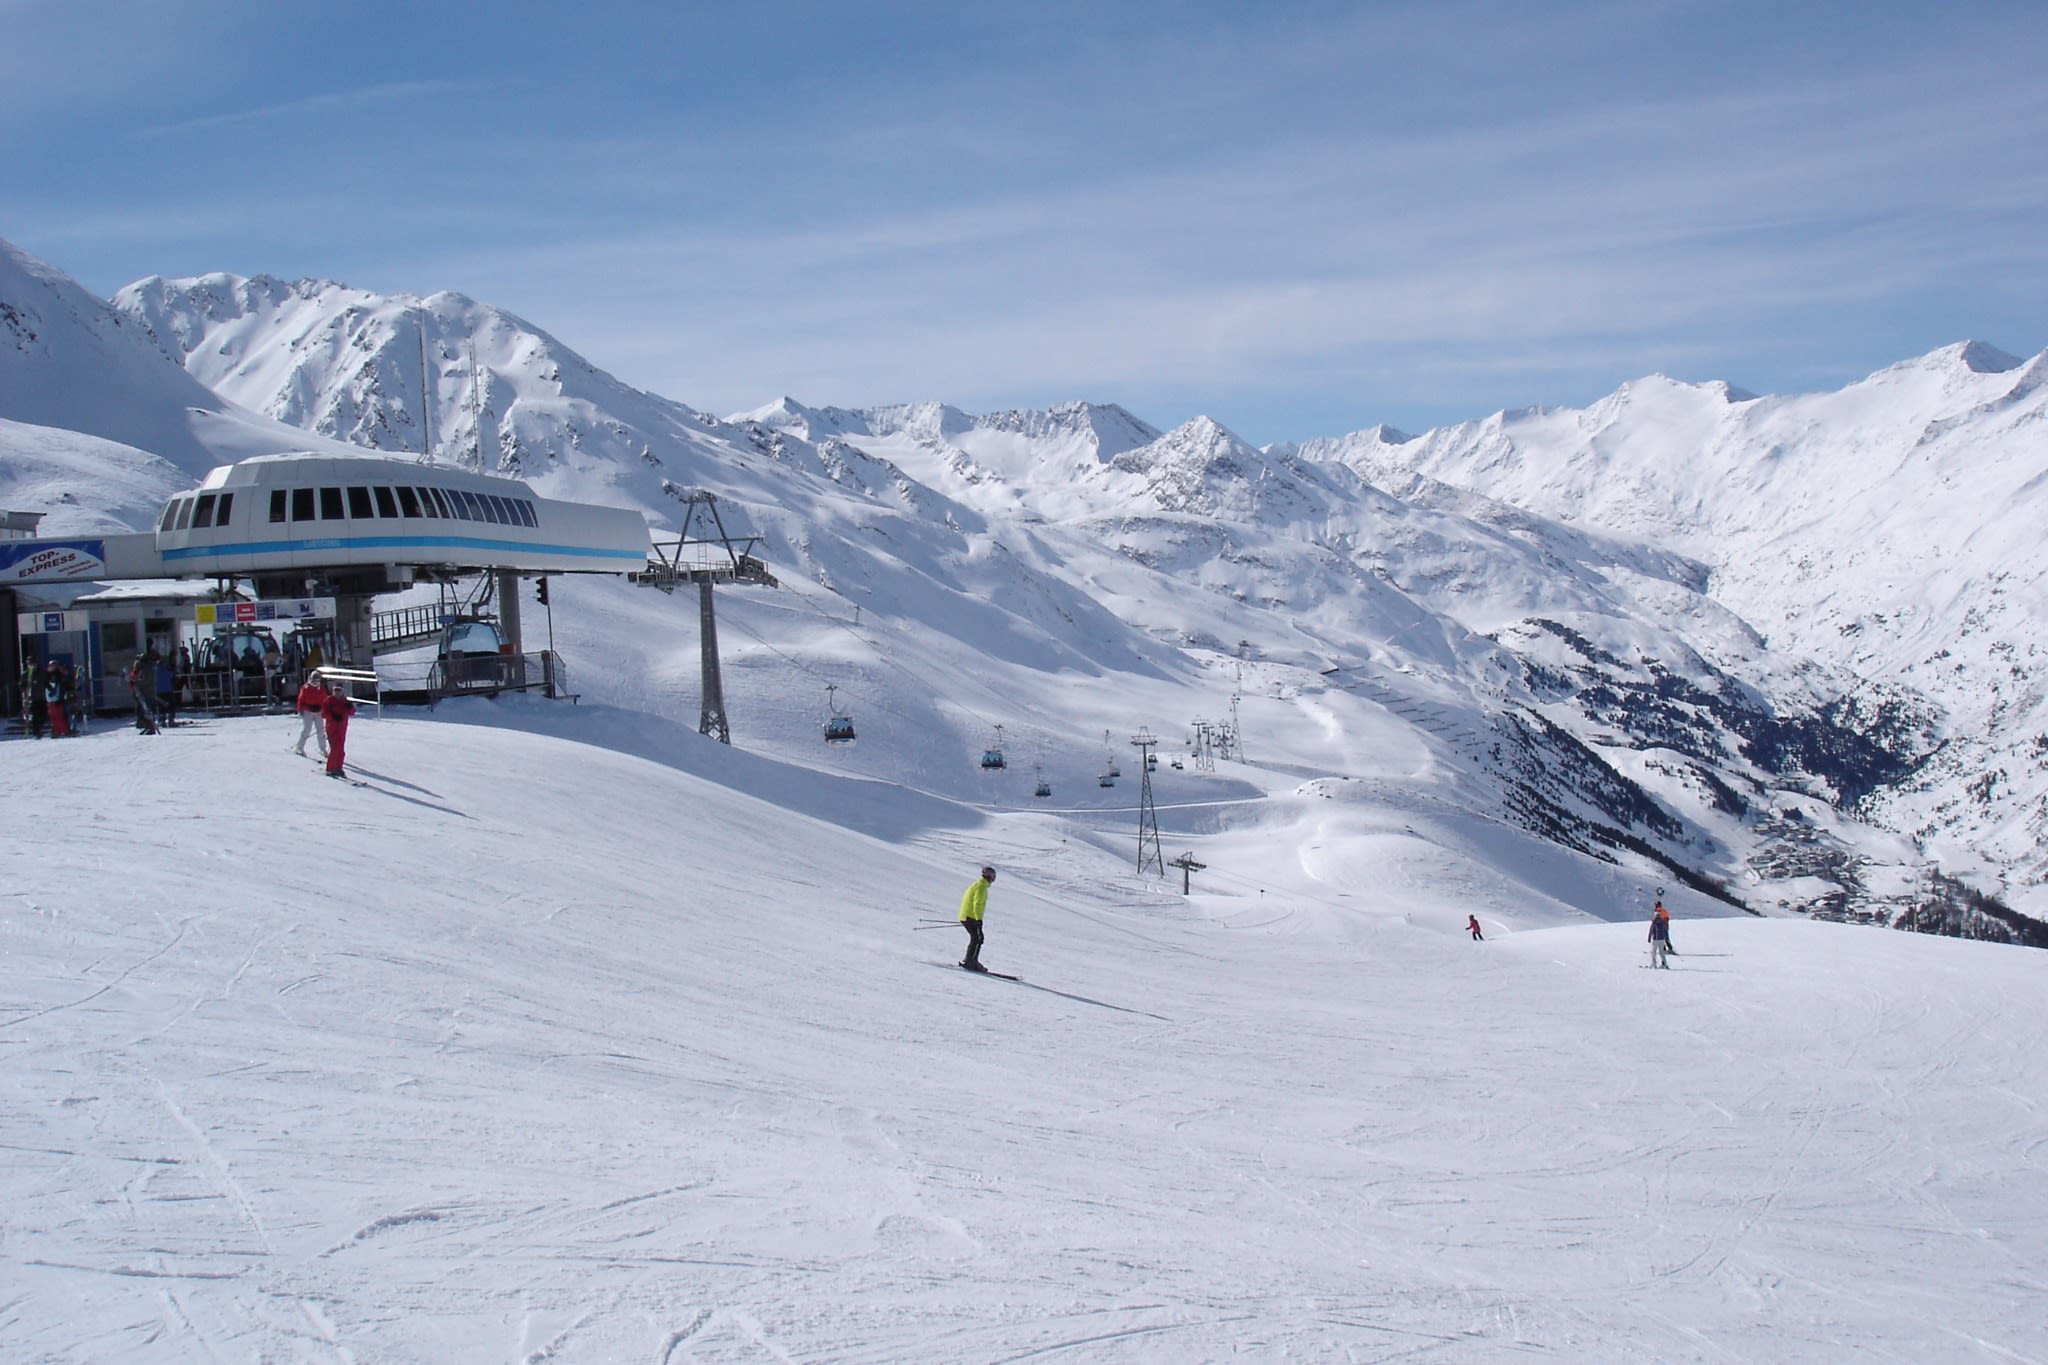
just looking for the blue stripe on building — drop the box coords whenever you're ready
[159,535,646,563]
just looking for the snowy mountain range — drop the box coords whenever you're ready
[5,235,2045,940]
[1300,351,2048,917]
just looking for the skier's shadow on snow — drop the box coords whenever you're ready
[347,766,441,797]
[1012,978,1169,1021]
[347,768,473,819]
[933,964,1167,1021]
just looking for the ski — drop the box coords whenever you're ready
[932,961,1019,981]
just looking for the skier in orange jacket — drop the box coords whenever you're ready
[1648,900,1673,969]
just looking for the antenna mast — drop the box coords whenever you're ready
[416,304,435,464]
[468,339,486,470]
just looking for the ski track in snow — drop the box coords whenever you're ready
[2,706,2046,1363]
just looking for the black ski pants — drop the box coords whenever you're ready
[960,917,984,968]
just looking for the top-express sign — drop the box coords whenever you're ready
[0,540,108,584]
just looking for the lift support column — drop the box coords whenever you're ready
[698,577,728,744]
[335,593,374,668]
[633,489,775,747]
[496,568,526,689]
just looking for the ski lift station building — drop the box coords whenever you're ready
[6,452,672,715]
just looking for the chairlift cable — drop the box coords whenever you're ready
[712,571,1018,741]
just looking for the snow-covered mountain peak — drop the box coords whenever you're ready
[1,239,345,477]
[1274,423,1414,468]
[1571,374,1748,439]
[728,396,874,443]
[1605,372,1760,406]
[973,400,1161,463]
[105,268,758,516]
[735,397,1158,471]
[860,400,977,445]
[122,269,303,321]
[1105,414,1342,521]
[1843,340,2028,403]
[1357,422,1418,446]
[3,237,87,297]
[1113,414,1257,476]
[1927,339,2023,376]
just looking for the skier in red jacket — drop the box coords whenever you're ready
[320,684,356,779]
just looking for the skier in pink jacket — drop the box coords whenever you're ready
[320,685,356,779]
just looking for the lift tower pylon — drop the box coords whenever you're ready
[1132,728,1163,876]
[633,489,778,745]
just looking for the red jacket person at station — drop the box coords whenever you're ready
[294,672,329,758]
[320,683,356,779]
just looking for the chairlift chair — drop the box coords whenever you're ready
[979,722,1007,771]
[822,685,856,745]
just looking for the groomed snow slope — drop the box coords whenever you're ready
[5,706,2043,1363]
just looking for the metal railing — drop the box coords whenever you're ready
[316,666,383,717]
[374,650,574,706]
[369,603,454,654]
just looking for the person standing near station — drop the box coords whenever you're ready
[294,671,329,758]
[157,650,180,728]
[43,664,70,739]
[1648,899,1673,969]
[138,645,164,730]
[125,655,158,734]
[320,680,356,779]
[958,865,996,972]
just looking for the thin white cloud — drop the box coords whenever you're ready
[132,79,485,140]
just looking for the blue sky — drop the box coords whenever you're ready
[5,0,2046,443]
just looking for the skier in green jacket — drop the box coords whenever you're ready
[959,866,995,972]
